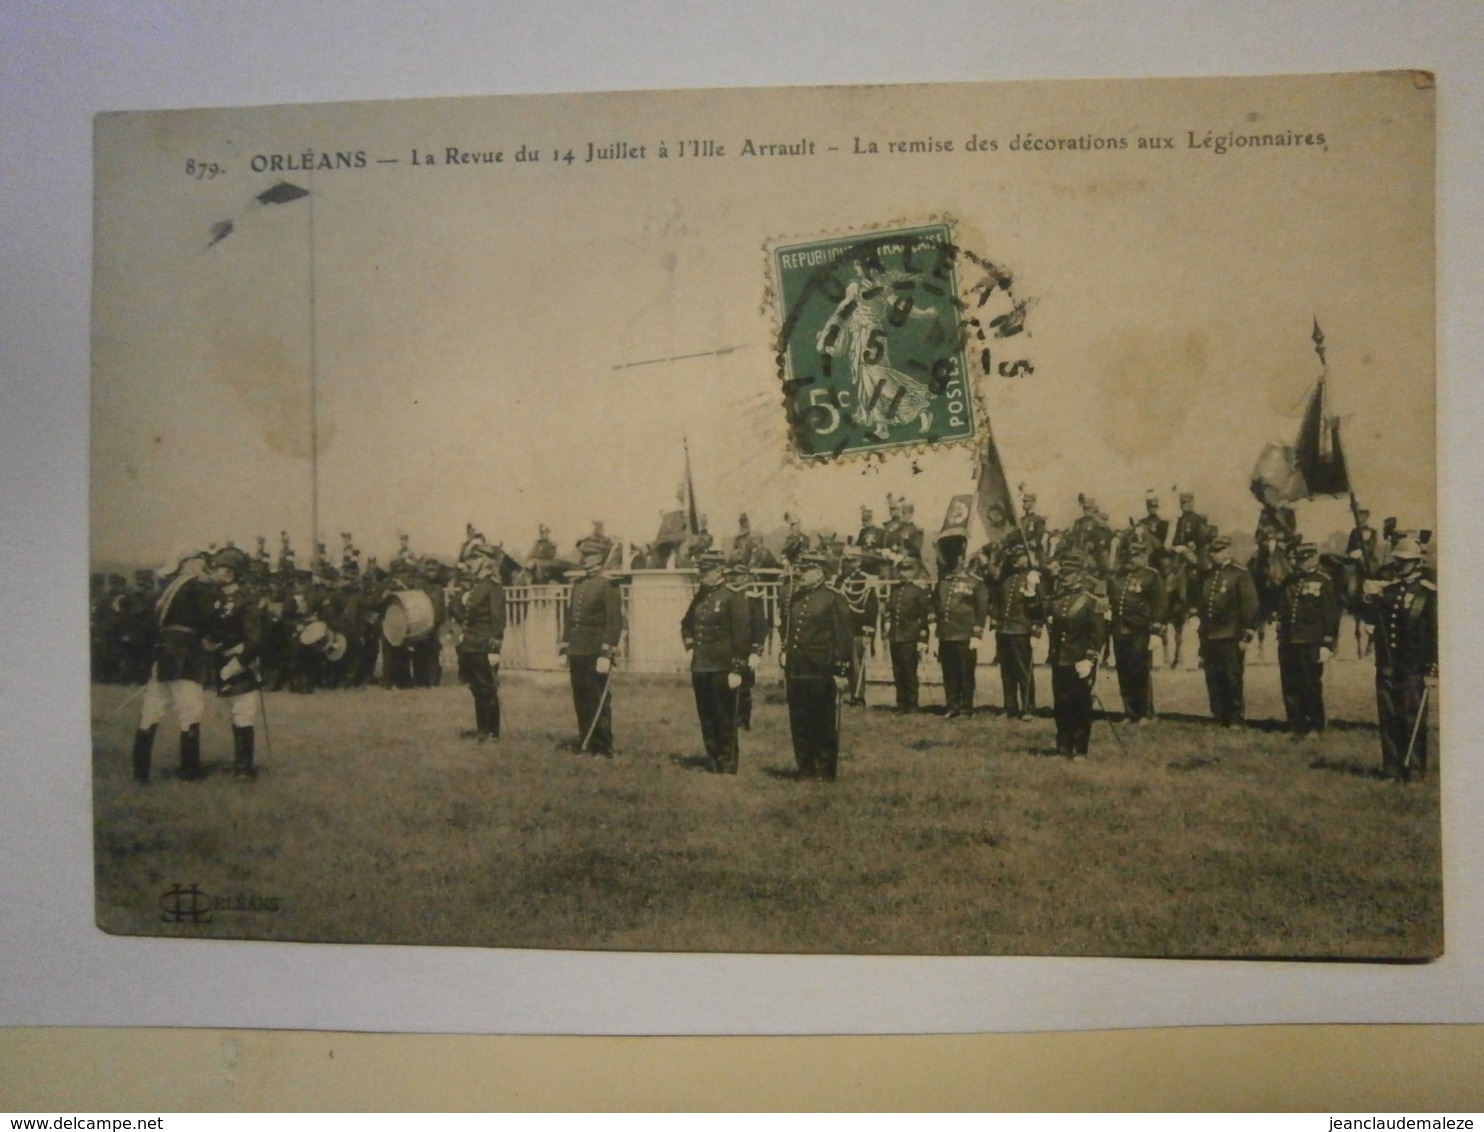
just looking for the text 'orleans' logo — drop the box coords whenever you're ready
[159,883,281,924]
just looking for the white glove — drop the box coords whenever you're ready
[779,651,788,668]
[1074,659,1093,679]
[595,656,612,675]
[488,653,501,668]
[747,653,761,670]
[219,657,244,681]
[1149,634,1163,653]
[833,674,850,692]
[1318,646,1333,665]
[1362,580,1385,597]
[1023,570,1041,597]
[727,672,743,691]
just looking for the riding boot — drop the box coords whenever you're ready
[232,725,257,780]
[131,725,156,784]
[178,723,203,780]
[473,699,491,740]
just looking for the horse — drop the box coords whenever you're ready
[1320,551,1372,658]
[1158,548,1198,670]
[1248,537,1294,661]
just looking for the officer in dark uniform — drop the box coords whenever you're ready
[1019,493,1049,569]
[208,547,265,780]
[780,513,810,566]
[883,555,933,714]
[836,547,879,706]
[1171,492,1212,574]
[1276,540,1341,738]
[856,507,883,554]
[1363,536,1438,781]
[132,550,217,783]
[1347,508,1380,574]
[1197,534,1261,726]
[888,502,926,575]
[1047,551,1108,757]
[559,536,625,755]
[680,550,754,773]
[780,552,855,780]
[1108,538,1168,724]
[993,541,1045,720]
[1135,492,1170,566]
[729,560,770,730]
[730,512,761,565]
[454,541,507,743]
[412,557,448,688]
[934,541,989,717]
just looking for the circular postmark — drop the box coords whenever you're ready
[768,220,1032,464]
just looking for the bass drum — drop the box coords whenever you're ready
[382,588,435,647]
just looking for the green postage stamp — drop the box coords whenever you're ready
[771,222,997,463]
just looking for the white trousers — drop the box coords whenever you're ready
[138,673,204,731]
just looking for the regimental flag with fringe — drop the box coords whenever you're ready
[1250,320,1352,505]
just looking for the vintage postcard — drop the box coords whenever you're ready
[90,72,1438,959]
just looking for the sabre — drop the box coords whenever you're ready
[1403,681,1431,776]
[579,662,615,753]
[1089,680,1128,756]
[106,682,149,723]
[256,683,273,763]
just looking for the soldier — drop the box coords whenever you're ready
[680,550,753,773]
[1276,540,1341,739]
[276,531,296,576]
[1171,492,1212,575]
[1362,536,1438,781]
[1019,492,1049,569]
[883,555,933,714]
[1108,538,1168,724]
[1046,551,1108,758]
[780,552,854,780]
[1135,492,1170,566]
[856,506,883,555]
[131,550,216,783]
[836,547,879,706]
[994,540,1045,721]
[730,512,760,565]
[559,535,625,755]
[208,547,265,780]
[1347,508,1380,574]
[935,542,989,718]
[887,501,925,572]
[780,512,810,566]
[729,560,771,730]
[411,557,448,688]
[452,542,506,743]
[1197,534,1261,727]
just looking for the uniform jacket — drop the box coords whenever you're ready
[1047,585,1109,667]
[1172,511,1212,568]
[935,571,989,642]
[209,583,263,696]
[153,574,216,683]
[1365,572,1438,678]
[1198,562,1261,641]
[994,566,1046,636]
[836,570,880,636]
[681,582,753,674]
[884,579,934,644]
[782,583,854,680]
[563,571,624,657]
[1276,568,1340,648]
[1109,565,1168,637]
[456,578,507,653]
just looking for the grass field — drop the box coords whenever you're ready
[91,654,1442,959]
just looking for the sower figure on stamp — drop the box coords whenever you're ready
[995,541,1045,721]
[454,540,507,743]
[780,552,855,781]
[883,555,933,714]
[207,548,265,781]
[1109,537,1167,724]
[1276,540,1340,740]
[681,551,753,774]
[730,560,771,730]
[1197,534,1261,727]
[836,547,879,706]
[132,550,216,784]
[1046,551,1108,758]
[559,535,624,756]
[1362,536,1438,782]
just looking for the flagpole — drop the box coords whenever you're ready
[1315,317,1375,577]
[307,186,319,564]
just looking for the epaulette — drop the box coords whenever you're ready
[1422,579,1437,591]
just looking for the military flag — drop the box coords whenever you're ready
[974,426,1019,542]
[1250,320,1351,506]
[651,441,701,561]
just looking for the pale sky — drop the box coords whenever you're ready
[91,74,1434,569]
